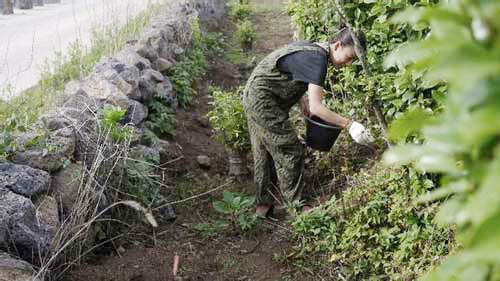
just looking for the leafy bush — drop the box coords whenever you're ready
[169,47,207,108]
[287,0,444,136]
[236,19,257,49]
[169,17,224,108]
[213,191,257,233]
[228,0,252,22]
[384,1,500,280]
[98,105,132,142]
[207,87,250,153]
[292,164,454,280]
[146,97,176,138]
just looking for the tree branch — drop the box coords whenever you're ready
[332,0,390,147]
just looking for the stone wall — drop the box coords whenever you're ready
[0,0,225,278]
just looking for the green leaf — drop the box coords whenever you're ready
[465,151,500,228]
[213,201,231,214]
[417,180,470,204]
[222,191,235,203]
[388,106,433,141]
[459,263,490,281]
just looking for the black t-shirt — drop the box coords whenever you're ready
[277,41,328,87]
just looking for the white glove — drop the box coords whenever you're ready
[348,121,375,146]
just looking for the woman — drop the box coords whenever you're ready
[242,27,374,217]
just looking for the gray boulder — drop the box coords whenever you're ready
[8,129,76,173]
[129,145,161,167]
[51,162,82,211]
[155,57,175,72]
[0,164,50,197]
[137,27,169,60]
[92,66,134,98]
[155,79,177,109]
[135,42,159,63]
[142,69,164,83]
[137,75,157,103]
[35,196,60,240]
[114,47,152,71]
[0,252,41,281]
[124,99,148,126]
[81,76,129,104]
[0,189,49,260]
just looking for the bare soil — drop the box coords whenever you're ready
[66,1,314,281]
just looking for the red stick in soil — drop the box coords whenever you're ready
[170,254,180,281]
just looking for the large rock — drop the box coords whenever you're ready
[0,164,50,197]
[60,81,103,114]
[142,69,164,83]
[155,57,176,72]
[79,76,129,105]
[0,252,41,281]
[137,27,169,60]
[137,74,157,103]
[0,189,49,260]
[8,129,76,173]
[155,79,177,109]
[92,67,134,98]
[129,68,164,103]
[123,99,148,126]
[35,196,59,241]
[93,58,141,99]
[51,162,82,211]
[114,47,152,71]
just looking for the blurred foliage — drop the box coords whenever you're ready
[384,1,500,280]
[236,19,257,49]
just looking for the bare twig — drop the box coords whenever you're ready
[153,180,232,211]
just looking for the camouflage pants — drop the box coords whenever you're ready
[242,88,305,205]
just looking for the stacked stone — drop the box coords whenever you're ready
[0,0,224,278]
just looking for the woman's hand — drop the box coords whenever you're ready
[348,121,374,145]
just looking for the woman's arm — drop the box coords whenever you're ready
[307,83,351,129]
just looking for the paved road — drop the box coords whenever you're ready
[0,0,166,99]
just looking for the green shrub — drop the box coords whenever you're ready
[207,87,250,153]
[169,17,209,108]
[213,191,257,233]
[236,20,257,48]
[98,105,132,142]
[292,164,454,280]
[146,97,176,138]
[228,1,252,22]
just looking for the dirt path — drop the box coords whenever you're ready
[252,0,294,58]
[67,2,310,281]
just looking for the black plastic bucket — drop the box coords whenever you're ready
[305,116,342,151]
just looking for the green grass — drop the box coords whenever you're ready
[0,3,163,131]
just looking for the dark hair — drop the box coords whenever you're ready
[329,26,366,53]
